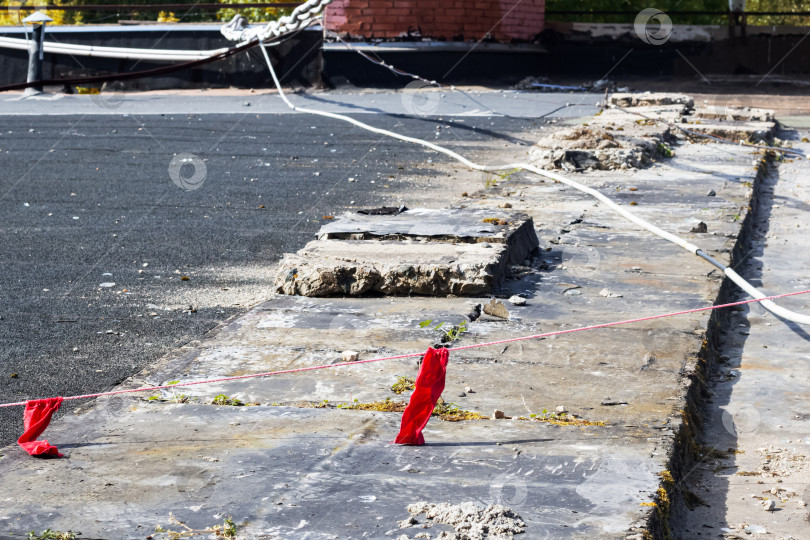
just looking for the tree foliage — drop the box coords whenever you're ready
[0,0,289,26]
[546,0,810,26]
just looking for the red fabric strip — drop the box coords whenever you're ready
[17,397,64,457]
[395,347,449,445]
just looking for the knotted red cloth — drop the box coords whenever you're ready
[17,397,64,457]
[395,347,449,445]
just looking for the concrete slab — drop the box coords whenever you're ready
[682,120,777,143]
[693,106,775,122]
[0,403,657,540]
[0,96,773,539]
[318,209,534,248]
[275,209,540,297]
[274,239,511,297]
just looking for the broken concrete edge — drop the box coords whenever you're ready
[645,153,772,539]
[317,208,536,246]
[608,93,695,109]
[274,214,540,297]
[273,240,509,296]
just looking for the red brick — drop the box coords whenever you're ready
[331,0,544,42]
[369,14,399,23]
[431,15,456,23]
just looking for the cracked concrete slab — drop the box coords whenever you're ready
[275,209,540,297]
[0,95,778,540]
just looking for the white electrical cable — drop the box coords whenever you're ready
[259,42,810,326]
[0,36,229,61]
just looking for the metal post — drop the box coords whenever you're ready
[26,23,44,92]
[22,11,53,95]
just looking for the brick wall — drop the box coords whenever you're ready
[324,0,545,42]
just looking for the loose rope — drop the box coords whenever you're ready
[1,289,807,409]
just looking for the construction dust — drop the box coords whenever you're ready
[397,501,526,539]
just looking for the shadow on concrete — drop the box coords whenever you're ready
[294,92,539,146]
[671,148,798,537]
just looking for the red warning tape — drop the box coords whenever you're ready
[2,288,809,410]
[8,288,810,456]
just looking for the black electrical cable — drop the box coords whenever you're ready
[0,37,264,93]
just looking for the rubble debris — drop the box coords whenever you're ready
[483,298,510,319]
[531,123,674,171]
[405,501,525,539]
[507,295,527,306]
[609,92,694,108]
[342,350,359,362]
[599,288,623,298]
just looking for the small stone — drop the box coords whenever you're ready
[483,298,510,319]
[493,409,506,419]
[599,288,623,298]
[499,202,513,208]
[707,189,716,196]
[555,405,567,414]
[458,392,467,397]
[507,295,527,306]
[761,499,776,511]
[342,350,359,362]
[464,386,473,393]
[72,347,78,352]
[691,221,708,233]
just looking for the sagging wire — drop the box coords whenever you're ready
[258,41,810,326]
[325,29,516,119]
[330,34,803,155]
